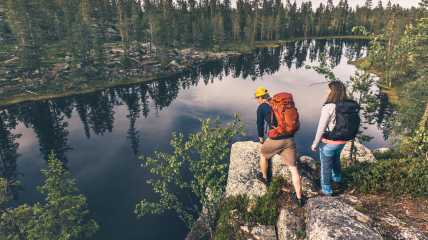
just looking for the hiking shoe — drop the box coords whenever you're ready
[291,192,306,207]
[256,172,269,186]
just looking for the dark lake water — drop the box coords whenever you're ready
[0,39,391,240]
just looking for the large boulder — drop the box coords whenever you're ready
[225,141,318,198]
[225,141,266,198]
[341,140,376,163]
[225,141,282,198]
[306,197,382,240]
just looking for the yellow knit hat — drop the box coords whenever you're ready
[255,86,268,98]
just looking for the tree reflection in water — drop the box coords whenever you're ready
[0,39,394,202]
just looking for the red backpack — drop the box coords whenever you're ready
[268,92,300,138]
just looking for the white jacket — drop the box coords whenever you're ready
[312,103,337,148]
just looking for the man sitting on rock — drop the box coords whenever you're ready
[255,86,304,206]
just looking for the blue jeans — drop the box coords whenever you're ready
[319,143,345,195]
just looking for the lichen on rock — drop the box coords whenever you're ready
[305,196,382,240]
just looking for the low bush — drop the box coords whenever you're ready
[344,157,428,197]
[244,177,284,225]
[214,195,249,240]
[214,178,286,240]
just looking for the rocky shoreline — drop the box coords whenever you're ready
[0,42,241,106]
[187,141,427,240]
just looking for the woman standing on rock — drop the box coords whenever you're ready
[255,86,304,206]
[311,81,360,196]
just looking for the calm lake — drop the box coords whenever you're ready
[0,39,391,240]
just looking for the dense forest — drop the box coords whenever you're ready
[0,1,427,239]
[0,0,422,71]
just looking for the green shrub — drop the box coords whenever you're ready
[395,78,428,135]
[214,178,286,240]
[244,177,284,225]
[214,195,249,240]
[0,153,98,240]
[372,149,400,160]
[344,157,428,197]
[136,116,244,237]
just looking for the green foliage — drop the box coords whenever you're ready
[408,128,428,157]
[401,120,428,159]
[0,153,98,240]
[305,53,339,82]
[395,78,428,135]
[372,149,399,160]
[214,195,249,240]
[214,178,285,240]
[344,157,428,197]
[136,116,244,236]
[0,178,11,207]
[352,26,370,36]
[243,178,283,225]
[346,14,428,198]
[296,228,306,239]
[367,17,427,87]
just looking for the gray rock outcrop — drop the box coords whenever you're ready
[225,141,269,198]
[306,196,382,240]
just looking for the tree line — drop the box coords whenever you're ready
[0,0,421,71]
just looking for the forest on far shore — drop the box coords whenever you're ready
[0,0,423,72]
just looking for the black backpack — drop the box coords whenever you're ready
[323,100,361,141]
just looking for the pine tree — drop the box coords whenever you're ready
[387,0,392,10]
[4,0,43,73]
[377,0,384,9]
[0,153,99,240]
[117,0,131,64]
[365,0,373,9]
[222,0,232,41]
[420,0,428,10]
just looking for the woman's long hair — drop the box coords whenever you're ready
[325,81,348,104]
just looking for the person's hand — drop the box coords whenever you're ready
[311,145,317,152]
[259,137,264,144]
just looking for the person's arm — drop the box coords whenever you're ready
[312,104,335,149]
[257,104,268,142]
